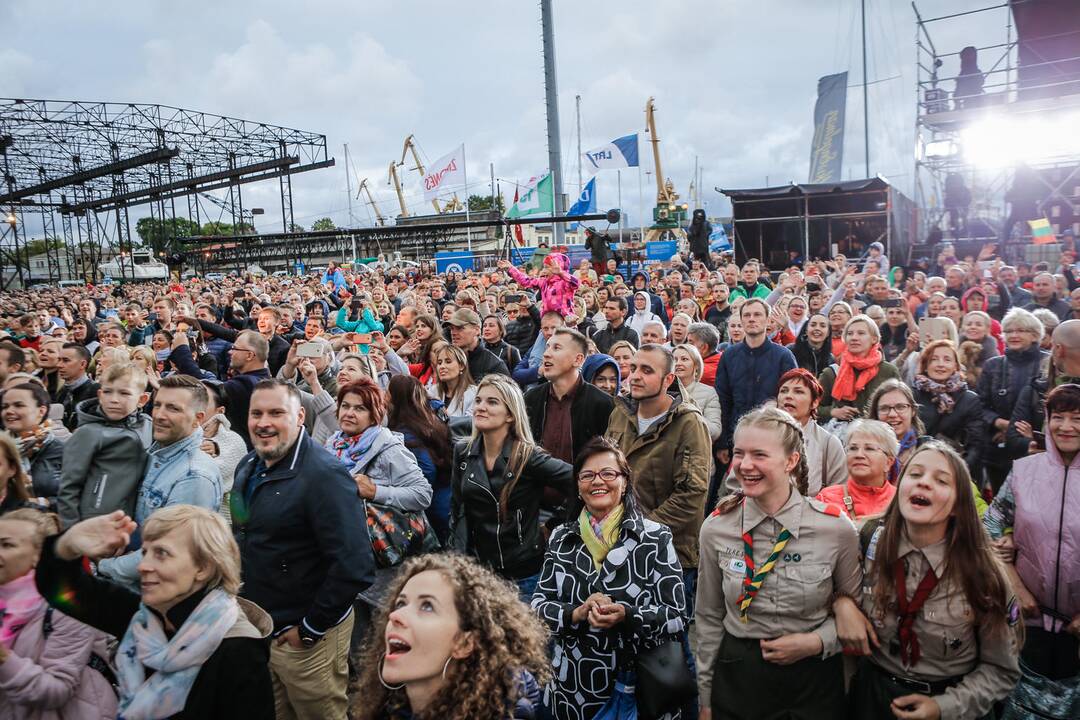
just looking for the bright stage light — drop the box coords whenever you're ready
[961,111,1080,168]
[924,139,959,159]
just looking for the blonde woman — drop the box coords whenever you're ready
[673,344,722,440]
[36,505,274,718]
[449,374,573,597]
[427,343,477,419]
[696,406,860,720]
[818,315,901,429]
[608,340,636,396]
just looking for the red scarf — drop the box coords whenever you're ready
[893,559,939,666]
[831,344,883,402]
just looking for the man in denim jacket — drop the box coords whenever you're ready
[96,374,222,588]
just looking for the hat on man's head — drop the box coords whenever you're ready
[446,308,481,327]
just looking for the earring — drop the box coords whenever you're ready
[442,656,453,680]
[378,654,405,690]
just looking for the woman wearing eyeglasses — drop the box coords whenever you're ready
[816,420,898,526]
[532,437,686,720]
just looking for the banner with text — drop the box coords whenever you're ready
[808,72,847,183]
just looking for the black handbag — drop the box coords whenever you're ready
[635,637,696,720]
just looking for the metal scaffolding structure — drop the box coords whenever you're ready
[180,210,618,273]
[912,1,1080,260]
[0,99,333,287]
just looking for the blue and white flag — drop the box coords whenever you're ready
[567,177,597,218]
[581,134,639,174]
[567,177,597,231]
[709,223,731,253]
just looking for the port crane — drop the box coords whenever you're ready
[644,97,688,243]
[387,161,409,218]
[401,134,462,214]
[356,178,387,227]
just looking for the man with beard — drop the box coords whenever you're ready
[95,375,222,588]
[231,379,373,720]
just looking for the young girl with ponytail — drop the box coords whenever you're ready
[695,405,862,720]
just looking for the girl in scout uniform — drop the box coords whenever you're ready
[834,441,1021,719]
[696,406,862,720]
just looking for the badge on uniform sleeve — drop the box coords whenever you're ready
[1007,597,1021,627]
[729,558,746,574]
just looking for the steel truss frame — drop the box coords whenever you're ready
[181,212,617,271]
[0,99,332,287]
[912,2,1080,257]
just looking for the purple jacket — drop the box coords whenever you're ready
[0,604,116,720]
[986,422,1080,631]
[507,254,580,317]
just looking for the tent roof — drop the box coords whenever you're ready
[720,176,890,201]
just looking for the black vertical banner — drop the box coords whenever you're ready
[808,72,848,183]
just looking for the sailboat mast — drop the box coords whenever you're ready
[576,94,582,192]
[344,143,354,226]
[861,0,869,177]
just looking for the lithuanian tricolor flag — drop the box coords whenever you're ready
[1029,217,1056,245]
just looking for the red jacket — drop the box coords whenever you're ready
[701,351,720,386]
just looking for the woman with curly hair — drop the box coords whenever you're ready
[352,553,549,720]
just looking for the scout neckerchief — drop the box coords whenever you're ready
[736,501,792,622]
[893,558,939,665]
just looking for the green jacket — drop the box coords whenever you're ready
[729,282,772,302]
[817,360,901,420]
[605,389,712,568]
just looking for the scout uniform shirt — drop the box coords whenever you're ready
[695,489,861,704]
[860,527,1021,720]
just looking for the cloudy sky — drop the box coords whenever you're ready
[5,0,1006,237]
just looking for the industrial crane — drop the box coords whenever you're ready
[644,97,688,243]
[387,161,409,218]
[356,178,386,226]
[401,134,462,214]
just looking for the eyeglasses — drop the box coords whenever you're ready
[847,444,888,456]
[578,469,623,483]
[877,403,912,416]
[230,346,254,356]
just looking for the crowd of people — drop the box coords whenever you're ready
[0,244,1075,720]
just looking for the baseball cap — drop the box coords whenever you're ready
[446,308,481,327]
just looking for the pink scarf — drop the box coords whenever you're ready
[0,571,45,649]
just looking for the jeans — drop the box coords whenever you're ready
[681,569,699,719]
[516,573,540,602]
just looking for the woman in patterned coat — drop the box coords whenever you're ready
[531,437,686,720]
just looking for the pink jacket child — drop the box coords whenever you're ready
[0,573,117,720]
[502,253,580,317]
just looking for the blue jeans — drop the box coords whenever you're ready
[516,573,540,603]
[681,569,699,719]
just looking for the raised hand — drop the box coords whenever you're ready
[55,511,138,561]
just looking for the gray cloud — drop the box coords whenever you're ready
[6,0,1003,238]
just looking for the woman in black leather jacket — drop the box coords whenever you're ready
[449,374,573,598]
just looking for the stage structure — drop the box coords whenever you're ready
[0,99,333,287]
[913,0,1080,262]
[720,178,915,267]
[180,210,620,274]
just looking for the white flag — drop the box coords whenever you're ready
[581,134,640,174]
[423,145,465,201]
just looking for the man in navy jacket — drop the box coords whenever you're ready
[231,379,374,720]
[714,298,797,461]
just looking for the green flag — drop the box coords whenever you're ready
[507,174,553,218]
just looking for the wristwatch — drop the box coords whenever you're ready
[298,624,319,648]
